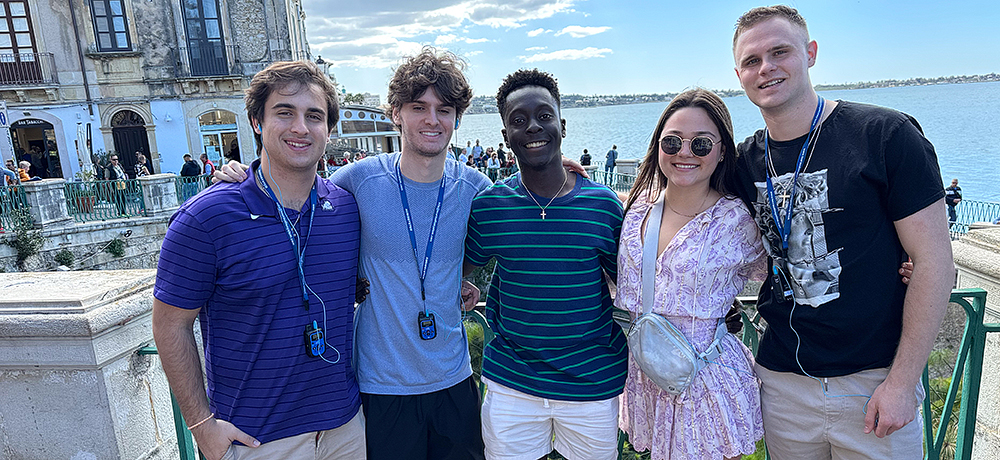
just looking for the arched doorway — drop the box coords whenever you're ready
[198,110,239,166]
[111,110,151,178]
[10,118,62,178]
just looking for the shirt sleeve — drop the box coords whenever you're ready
[734,203,767,282]
[464,197,490,267]
[153,209,218,309]
[883,114,945,221]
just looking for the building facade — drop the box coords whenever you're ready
[0,0,312,179]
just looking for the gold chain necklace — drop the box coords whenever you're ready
[664,192,709,218]
[524,172,568,220]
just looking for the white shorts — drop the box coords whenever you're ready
[481,378,619,460]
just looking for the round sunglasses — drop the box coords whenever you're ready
[659,135,718,157]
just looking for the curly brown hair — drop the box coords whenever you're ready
[386,46,473,126]
[244,60,339,155]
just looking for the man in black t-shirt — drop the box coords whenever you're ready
[732,6,954,459]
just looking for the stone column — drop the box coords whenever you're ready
[139,173,181,217]
[19,178,73,229]
[0,270,179,460]
[953,228,1000,459]
[614,158,640,177]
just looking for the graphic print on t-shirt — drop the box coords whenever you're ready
[754,169,842,308]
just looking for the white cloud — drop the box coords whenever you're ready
[555,25,610,38]
[466,50,483,57]
[525,46,547,51]
[304,1,579,69]
[435,34,490,45]
[527,28,551,37]
[520,47,612,63]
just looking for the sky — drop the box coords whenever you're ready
[303,0,1000,98]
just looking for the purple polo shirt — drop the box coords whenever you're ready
[154,160,361,444]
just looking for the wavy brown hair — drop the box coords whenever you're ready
[623,88,738,216]
[386,46,473,126]
[244,60,339,156]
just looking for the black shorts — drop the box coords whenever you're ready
[362,376,485,460]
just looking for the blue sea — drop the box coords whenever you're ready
[455,81,1000,202]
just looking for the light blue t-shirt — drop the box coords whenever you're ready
[332,153,492,395]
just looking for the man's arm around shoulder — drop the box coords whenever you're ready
[865,198,954,438]
[152,299,260,459]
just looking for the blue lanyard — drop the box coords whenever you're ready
[395,159,446,302]
[255,166,317,310]
[764,96,825,255]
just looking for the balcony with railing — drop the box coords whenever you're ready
[175,44,240,78]
[0,52,57,86]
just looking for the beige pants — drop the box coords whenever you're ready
[756,365,924,460]
[222,409,365,460]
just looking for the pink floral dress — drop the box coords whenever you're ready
[618,195,766,460]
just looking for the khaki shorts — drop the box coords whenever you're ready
[481,378,619,460]
[756,365,924,460]
[222,408,365,460]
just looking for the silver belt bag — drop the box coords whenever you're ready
[626,194,726,395]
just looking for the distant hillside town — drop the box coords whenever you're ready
[463,73,1000,114]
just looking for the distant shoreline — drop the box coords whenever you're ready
[463,73,1000,115]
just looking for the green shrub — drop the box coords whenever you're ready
[105,238,126,257]
[4,209,44,270]
[54,249,75,267]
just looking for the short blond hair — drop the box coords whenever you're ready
[733,5,809,48]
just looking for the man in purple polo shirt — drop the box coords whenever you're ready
[152,60,364,460]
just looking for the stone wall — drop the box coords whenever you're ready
[0,270,177,460]
[0,176,178,272]
[954,228,1000,458]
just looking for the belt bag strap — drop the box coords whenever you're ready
[640,194,663,318]
[642,193,726,364]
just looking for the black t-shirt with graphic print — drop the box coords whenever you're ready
[734,101,943,377]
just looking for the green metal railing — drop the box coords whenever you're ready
[922,289,997,460]
[737,289,995,460]
[591,169,636,193]
[175,176,210,204]
[137,345,201,460]
[64,180,146,222]
[950,200,1000,237]
[0,184,32,230]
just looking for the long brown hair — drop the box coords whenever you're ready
[623,88,738,216]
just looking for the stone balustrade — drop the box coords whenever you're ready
[0,270,179,460]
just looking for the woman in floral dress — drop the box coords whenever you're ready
[618,88,765,459]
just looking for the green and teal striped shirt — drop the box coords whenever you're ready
[465,173,627,401]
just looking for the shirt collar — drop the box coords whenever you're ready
[241,159,330,216]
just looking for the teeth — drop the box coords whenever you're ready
[286,140,309,148]
[760,79,784,89]
[674,164,698,170]
[421,132,441,137]
[525,141,548,148]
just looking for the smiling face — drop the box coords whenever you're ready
[252,82,331,175]
[501,85,566,171]
[657,107,723,191]
[393,87,455,158]
[734,17,816,116]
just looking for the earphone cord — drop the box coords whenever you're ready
[786,287,873,412]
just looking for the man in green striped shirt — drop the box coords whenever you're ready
[464,69,627,460]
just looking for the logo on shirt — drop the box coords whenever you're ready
[322,201,333,211]
[754,169,842,308]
